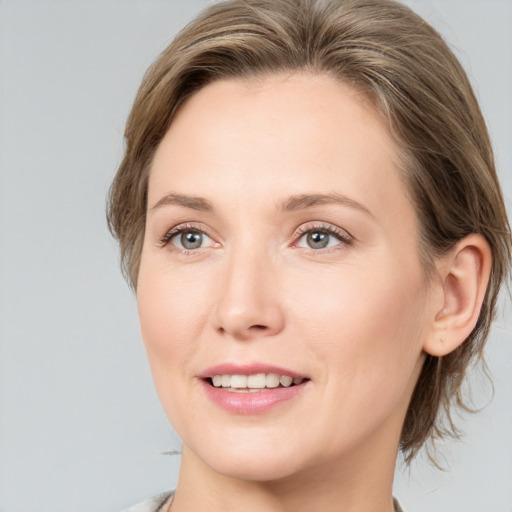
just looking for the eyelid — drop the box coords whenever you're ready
[292,222,353,249]
[159,222,218,249]
[158,220,352,252]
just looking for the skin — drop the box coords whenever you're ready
[136,73,488,512]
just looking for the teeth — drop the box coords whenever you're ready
[211,373,305,390]
[230,375,247,388]
[280,375,293,387]
[266,373,280,388]
[247,373,266,388]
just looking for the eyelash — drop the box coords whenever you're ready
[292,223,353,251]
[159,223,212,250]
[158,222,353,252]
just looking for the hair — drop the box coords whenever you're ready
[107,0,511,462]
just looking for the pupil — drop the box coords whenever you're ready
[181,231,202,249]
[307,231,329,249]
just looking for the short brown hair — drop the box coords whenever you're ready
[107,0,511,461]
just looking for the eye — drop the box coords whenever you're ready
[174,230,209,250]
[298,230,338,249]
[305,230,332,249]
[160,225,215,251]
[294,225,351,251]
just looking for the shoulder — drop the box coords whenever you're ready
[121,491,174,512]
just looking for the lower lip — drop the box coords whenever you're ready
[200,380,308,414]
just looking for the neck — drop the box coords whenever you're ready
[171,437,399,512]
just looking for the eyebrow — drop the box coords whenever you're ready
[280,193,373,217]
[150,193,213,212]
[150,192,372,217]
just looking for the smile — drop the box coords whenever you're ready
[210,373,306,392]
[199,365,310,413]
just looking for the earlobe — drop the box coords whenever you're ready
[423,234,492,357]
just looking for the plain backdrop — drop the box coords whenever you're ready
[0,1,511,511]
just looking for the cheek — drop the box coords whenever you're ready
[287,259,428,447]
[136,259,212,377]
[136,261,218,435]
[291,256,428,378]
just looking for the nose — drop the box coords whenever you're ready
[213,245,285,341]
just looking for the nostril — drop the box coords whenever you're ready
[249,324,268,331]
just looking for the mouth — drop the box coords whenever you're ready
[206,373,309,393]
[198,364,310,413]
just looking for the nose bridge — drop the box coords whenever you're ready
[214,235,284,339]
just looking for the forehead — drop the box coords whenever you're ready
[149,72,412,225]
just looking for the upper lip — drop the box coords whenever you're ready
[198,363,307,379]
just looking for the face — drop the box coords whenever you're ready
[137,73,433,482]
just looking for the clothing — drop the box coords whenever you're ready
[123,492,404,511]
[394,497,404,512]
[122,491,173,512]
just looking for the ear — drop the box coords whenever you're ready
[423,234,492,357]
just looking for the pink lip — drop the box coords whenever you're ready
[200,380,308,414]
[198,362,310,414]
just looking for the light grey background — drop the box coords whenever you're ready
[0,1,510,511]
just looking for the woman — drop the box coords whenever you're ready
[108,0,511,510]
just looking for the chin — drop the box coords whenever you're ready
[183,431,312,483]
[209,451,306,482]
